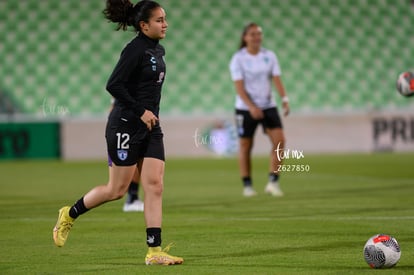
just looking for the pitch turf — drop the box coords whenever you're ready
[0,153,413,274]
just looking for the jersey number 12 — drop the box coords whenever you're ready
[116,133,130,149]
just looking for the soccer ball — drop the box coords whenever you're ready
[363,234,401,269]
[396,71,414,97]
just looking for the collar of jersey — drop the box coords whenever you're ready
[138,32,159,47]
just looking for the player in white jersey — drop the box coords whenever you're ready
[229,22,290,197]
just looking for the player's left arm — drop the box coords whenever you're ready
[272,75,289,116]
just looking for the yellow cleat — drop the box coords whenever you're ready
[53,206,74,247]
[145,243,184,265]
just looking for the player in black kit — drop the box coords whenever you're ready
[52,0,183,265]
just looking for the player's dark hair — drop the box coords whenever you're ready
[239,22,259,49]
[103,0,161,31]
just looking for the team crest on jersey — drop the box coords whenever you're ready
[117,150,128,161]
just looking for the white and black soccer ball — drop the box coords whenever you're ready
[363,234,401,269]
[396,71,414,97]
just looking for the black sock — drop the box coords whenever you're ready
[269,172,279,183]
[146,227,162,247]
[68,197,89,219]
[127,181,139,203]
[242,176,252,187]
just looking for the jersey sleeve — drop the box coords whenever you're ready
[106,42,146,118]
[229,53,243,81]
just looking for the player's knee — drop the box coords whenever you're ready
[112,191,125,200]
[146,177,164,196]
[240,140,253,153]
[273,135,286,149]
[107,190,125,201]
[106,182,128,201]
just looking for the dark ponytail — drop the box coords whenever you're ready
[103,0,134,31]
[103,0,161,32]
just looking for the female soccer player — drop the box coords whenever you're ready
[53,0,183,265]
[229,22,290,197]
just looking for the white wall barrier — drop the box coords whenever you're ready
[61,111,414,160]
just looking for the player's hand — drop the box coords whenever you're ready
[140,110,158,130]
[282,102,290,116]
[249,106,264,120]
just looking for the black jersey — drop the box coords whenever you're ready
[106,32,166,118]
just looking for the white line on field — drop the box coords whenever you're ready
[188,216,414,222]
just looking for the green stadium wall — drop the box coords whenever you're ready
[1,0,413,117]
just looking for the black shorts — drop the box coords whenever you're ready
[106,106,165,166]
[235,107,283,138]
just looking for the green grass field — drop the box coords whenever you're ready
[1,153,414,274]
